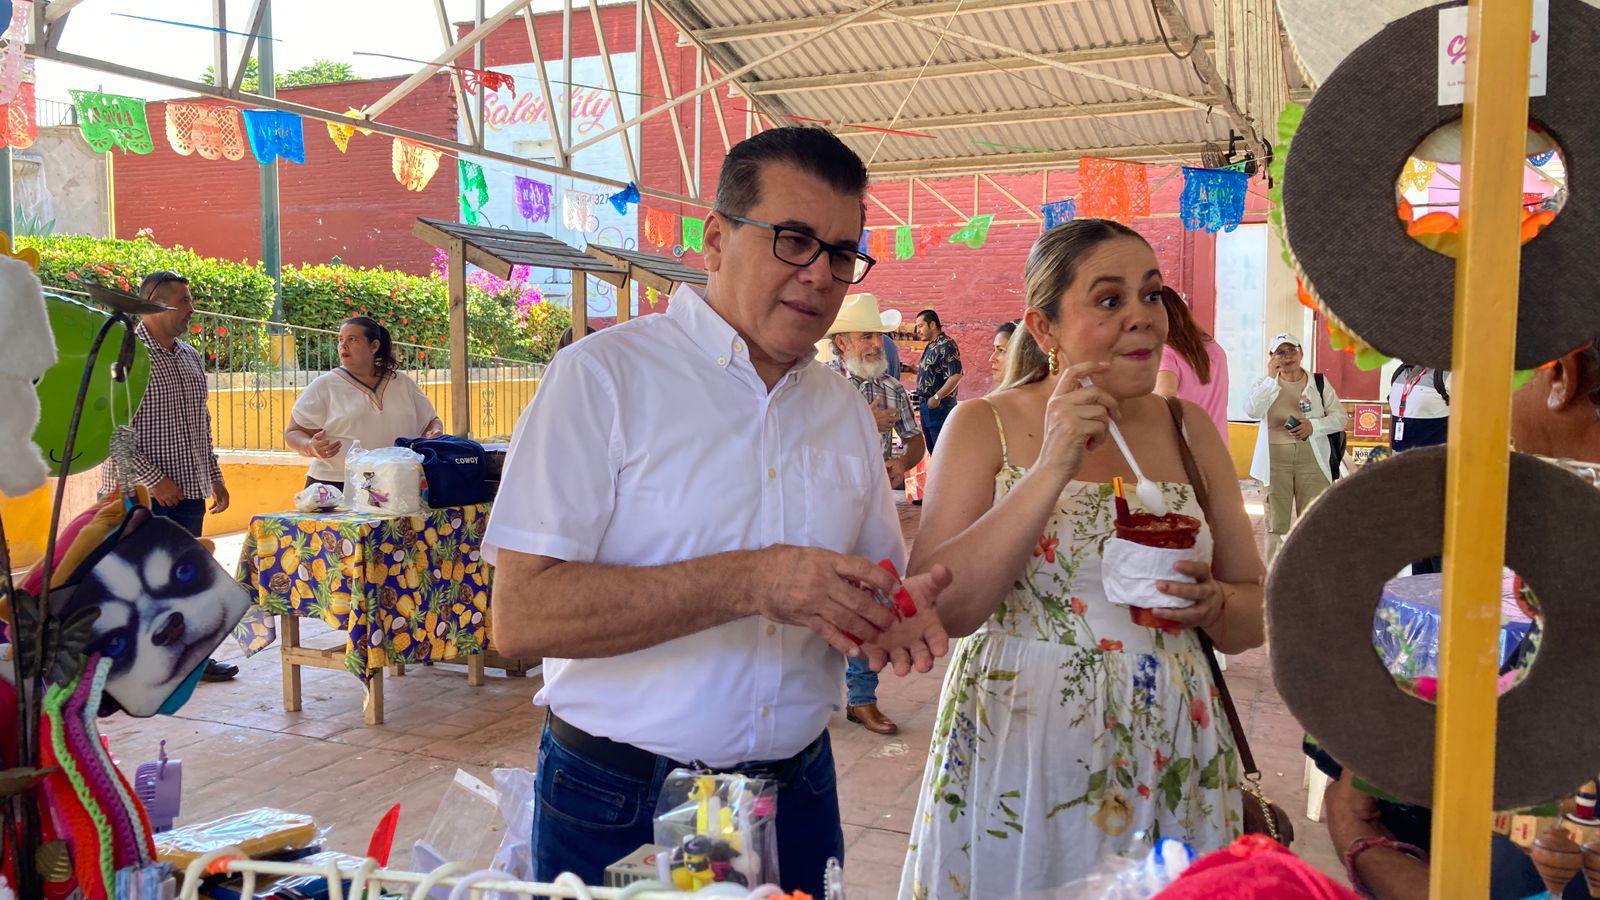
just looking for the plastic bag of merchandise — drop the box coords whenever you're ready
[409,770,507,899]
[487,768,538,885]
[294,481,344,513]
[654,769,779,891]
[345,441,425,515]
[1013,837,1195,900]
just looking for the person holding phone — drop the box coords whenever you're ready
[1246,333,1347,564]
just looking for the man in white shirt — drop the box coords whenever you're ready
[482,126,951,895]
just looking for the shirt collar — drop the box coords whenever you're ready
[135,321,180,356]
[667,283,818,381]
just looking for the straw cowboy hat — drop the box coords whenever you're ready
[825,293,902,337]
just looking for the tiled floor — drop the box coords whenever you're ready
[101,485,1343,898]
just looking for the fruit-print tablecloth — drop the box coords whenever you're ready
[232,504,492,681]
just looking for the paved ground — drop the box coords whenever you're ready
[101,484,1342,898]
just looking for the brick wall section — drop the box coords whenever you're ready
[860,173,1239,397]
[116,7,1367,401]
[113,76,458,274]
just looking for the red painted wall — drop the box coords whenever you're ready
[113,76,459,274]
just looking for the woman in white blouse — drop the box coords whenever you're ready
[284,316,443,490]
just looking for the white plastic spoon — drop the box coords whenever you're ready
[1082,376,1169,516]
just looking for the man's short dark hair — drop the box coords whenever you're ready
[917,309,942,330]
[714,126,868,220]
[140,270,189,299]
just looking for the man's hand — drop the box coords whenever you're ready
[860,564,953,676]
[1290,419,1314,441]
[150,477,184,507]
[748,546,901,656]
[871,399,897,432]
[209,479,230,514]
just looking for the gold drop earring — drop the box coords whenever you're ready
[1048,349,1060,376]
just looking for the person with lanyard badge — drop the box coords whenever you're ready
[284,316,444,493]
[1389,363,1450,453]
[1388,363,1450,574]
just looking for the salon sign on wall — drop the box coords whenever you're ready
[1438,0,1548,105]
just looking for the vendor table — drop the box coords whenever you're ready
[1373,571,1537,684]
[232,503,515,724]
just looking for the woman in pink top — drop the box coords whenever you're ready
[1154,288,1231,448]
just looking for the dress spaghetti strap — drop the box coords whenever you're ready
[983,398,1011,469]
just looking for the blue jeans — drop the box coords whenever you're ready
[845,656,878,707]
[531,722,844,896]
[151,498,206,538]
[920,398,954,451]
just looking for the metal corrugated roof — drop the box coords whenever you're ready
[658,0,1305,179]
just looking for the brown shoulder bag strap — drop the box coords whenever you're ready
[1163,396,1258,778]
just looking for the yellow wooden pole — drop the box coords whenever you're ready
[1429,0,1534,895]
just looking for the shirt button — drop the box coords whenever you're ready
[761,706,771,717]
[717,356,728,366]
[734,340,745,353]
[767,467,777,480]
[767,624,777,636]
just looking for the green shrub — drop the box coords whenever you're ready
[521,299,571,360]
[20,233,275,320]
[20,235,563,366]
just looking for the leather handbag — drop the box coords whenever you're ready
[1164,397,1296,846]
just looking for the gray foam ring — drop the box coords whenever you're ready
[1282,0,1600,371]
[1266,447,1600,810]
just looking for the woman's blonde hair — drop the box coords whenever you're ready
[997,219,1148,392]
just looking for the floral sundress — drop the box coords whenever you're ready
[900,410,1241,899]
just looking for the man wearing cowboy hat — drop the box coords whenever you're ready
[823,293,926,735]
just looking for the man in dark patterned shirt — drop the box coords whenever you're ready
[108,270,237,681]
[914,308,964,450]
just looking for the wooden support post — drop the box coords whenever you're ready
[1428,1,1534,896]
[280,614,302,713]
[616,276,633,323]
[447,238,470,437]
[363,667,384,726]
[468,652,485,687]
[572,272,588,337]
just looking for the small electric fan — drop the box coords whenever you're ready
[134,740,182,833]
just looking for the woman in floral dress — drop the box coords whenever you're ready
[900,220,1267,899]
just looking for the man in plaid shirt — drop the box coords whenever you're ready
[109,270,236,681]
[824,294,925,736]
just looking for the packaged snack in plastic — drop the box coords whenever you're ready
[344,442,425,515]
[293,481,344,513]
[653,769,779,891]
[154,808,321,868]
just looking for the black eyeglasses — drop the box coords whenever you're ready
[719,212,875,284]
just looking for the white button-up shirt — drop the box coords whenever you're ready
[483,284,906,767]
